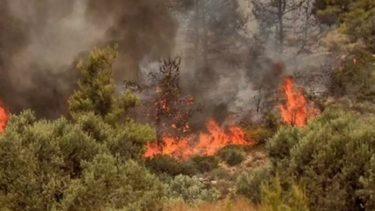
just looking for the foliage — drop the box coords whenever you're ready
[235,164,272,204]
[162,197,257,211]
[146,155,198,176]
[0,46,164,210]
[259,176,309,211]
[268,107,375,211]
[330,49,375,101]
[146,154,219,177]
[167,175,220,205]
[313,0,375,52]
[191,155,219,173]
[61,154,166,211]
[217,145,246,166]
[0,110,164,210]
[245,126,274,145]
[68,44,139,126]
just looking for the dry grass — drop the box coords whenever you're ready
[163,198,258,211]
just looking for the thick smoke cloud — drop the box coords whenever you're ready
[85,0,177,82]
[0,0,177,118]
[0,0,329,129]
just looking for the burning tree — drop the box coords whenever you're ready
[141,57,254,159]
[146,57,197,144]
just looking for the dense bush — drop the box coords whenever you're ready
[235,164,272,204]
[268,107,375,211]
[259,175,309,211]
[167,175,220,205]
[0,111,165,210]
[216,145,246,166]
[191,155,219,173]
[146,155,198,176]
[330,49,375,101]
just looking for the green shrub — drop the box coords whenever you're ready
[192,155,219,173]
[217,145,246,166]
[235,164,272,204]
[268,107,375,211]
[145,155,198,176]
[61,154,166,211]
[330,49,375,101]
[259,175,309,211]
[167,175,220,205]
[207,167,232,181]
[246,126,274,145]
[0,110,165,210]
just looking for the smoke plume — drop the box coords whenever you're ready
[0,0,178,118]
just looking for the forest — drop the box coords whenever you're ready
[0,0,375,210]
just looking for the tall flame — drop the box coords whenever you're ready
[279,77,318,127]
[144,119,254,159]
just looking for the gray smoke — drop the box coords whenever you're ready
[0,0,177,118]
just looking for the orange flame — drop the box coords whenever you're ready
[279,77,318,127]
[144,119,254,159]
[0,100,9,132]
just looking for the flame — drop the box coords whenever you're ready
[144,119,254,159]
[279,77,319,127]
[0,100,9,132]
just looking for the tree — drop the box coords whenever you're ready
[68,44,138,126]
[175,0,248,72]
[252,0,321,59]
[145,57,198,144]
[313,0,375,52]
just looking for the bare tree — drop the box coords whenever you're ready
[251,0,322,59]
[176,0,248,70]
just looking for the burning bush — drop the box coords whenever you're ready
[279,77,320,127]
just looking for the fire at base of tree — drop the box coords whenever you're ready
[121,56,321,160]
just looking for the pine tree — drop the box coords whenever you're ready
[68,44,138,125]
[313,0,375,52]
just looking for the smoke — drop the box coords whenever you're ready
[0,0,332,129]
[85,0,177,82]
[0,0,178,118]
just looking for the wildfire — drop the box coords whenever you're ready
[144,119,255,159]
[0,100,9,132]
[279,77,319,127]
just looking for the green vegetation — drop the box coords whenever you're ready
[146,155,198,176]
[3,1,375,208]
[216,145,246,166]
[314,0,375,52]
[167,175,220,205]
[236,164,272,204]
[268,107,375,211]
